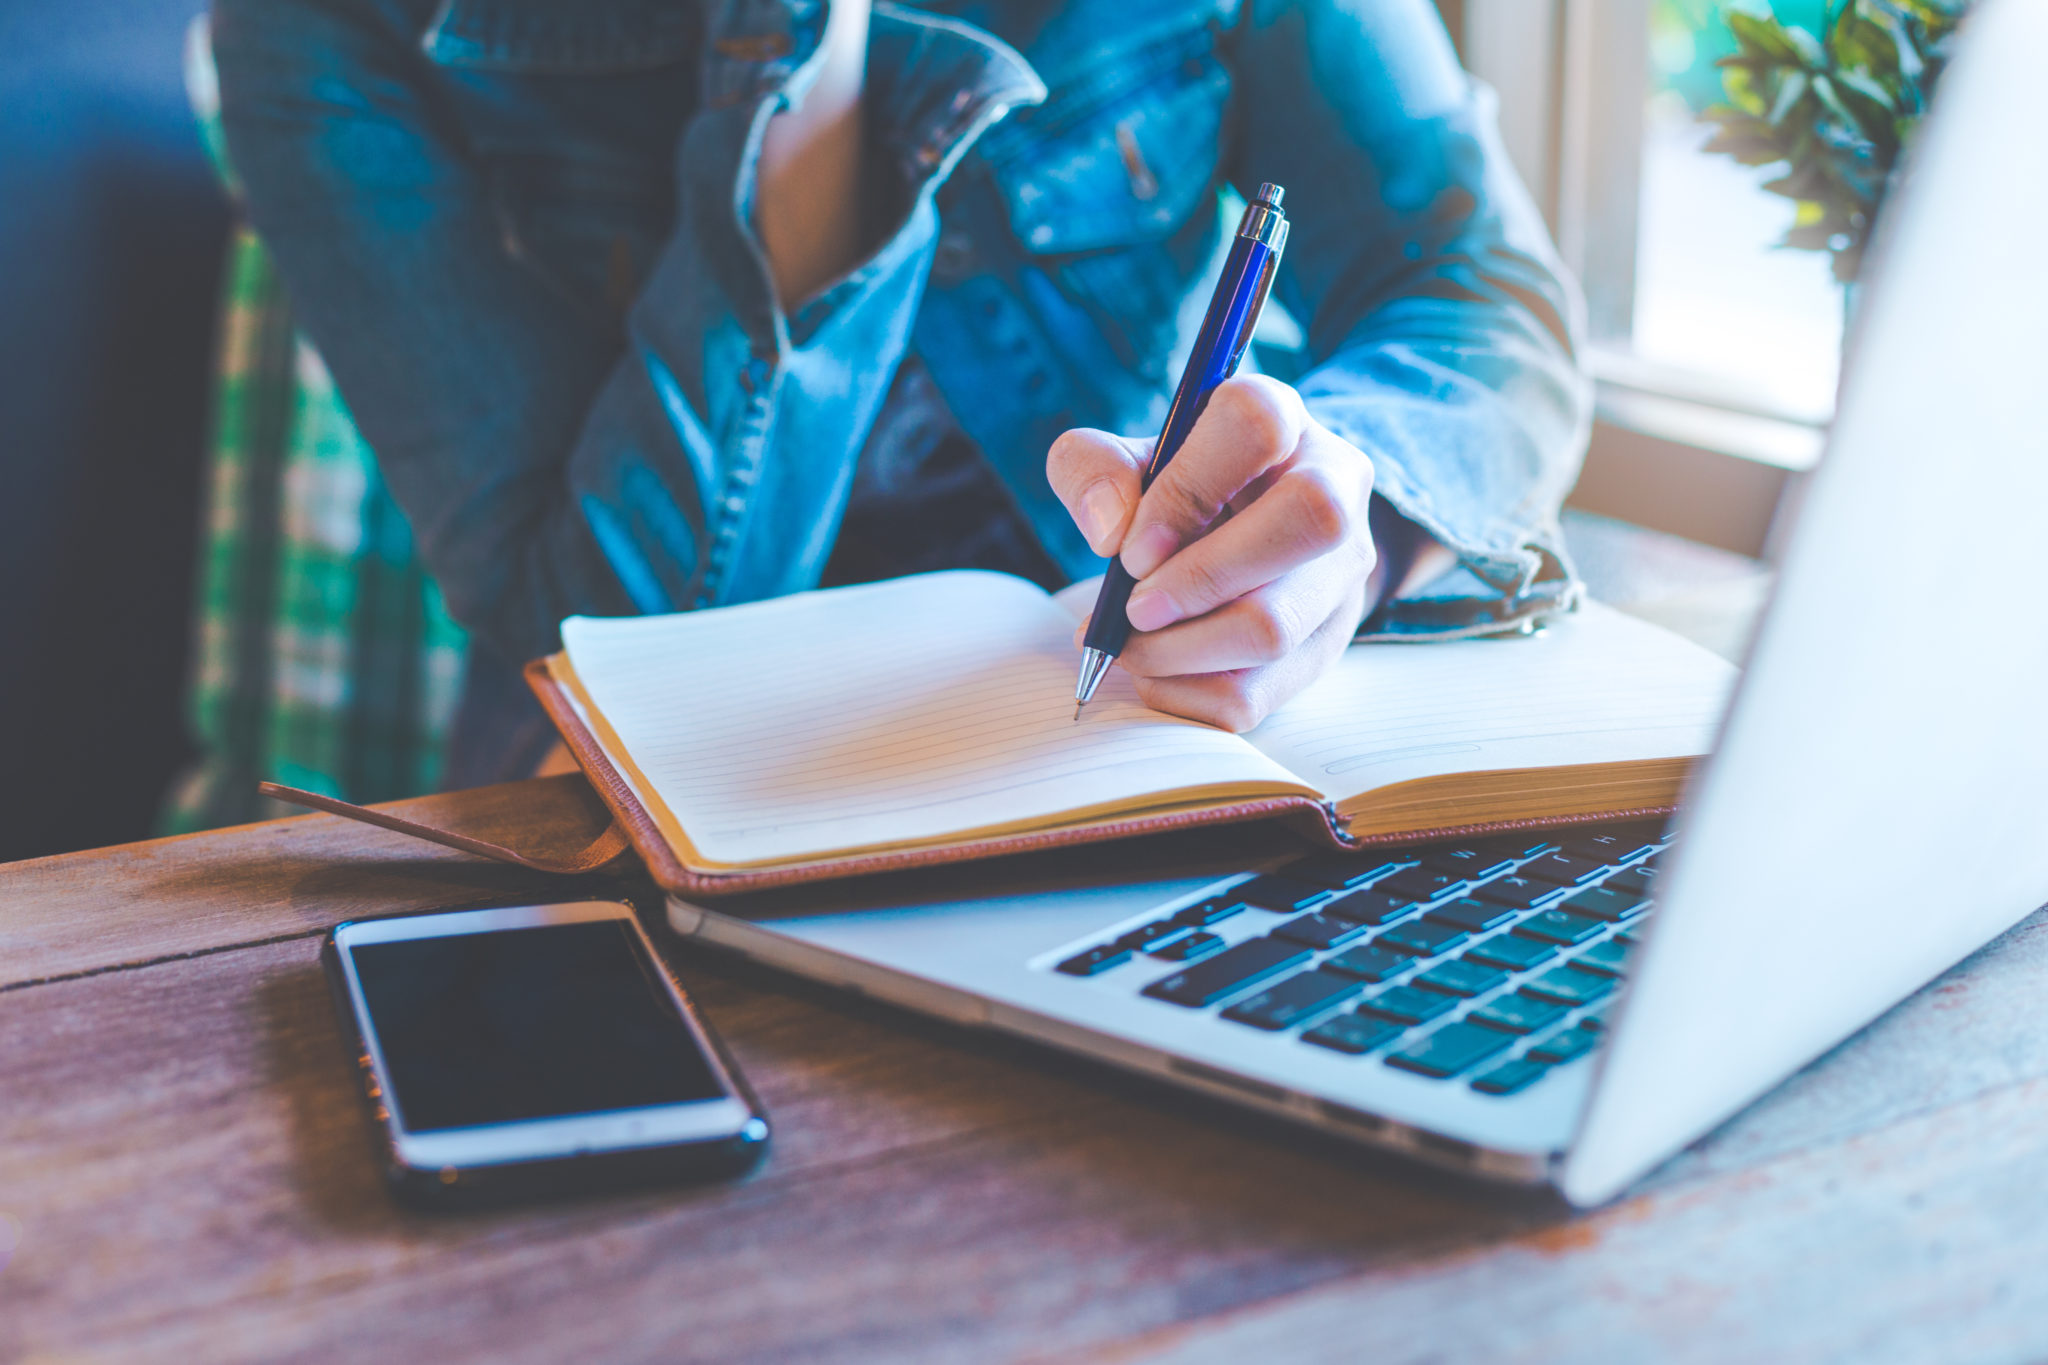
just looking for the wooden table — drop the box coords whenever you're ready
[8,522,2048,1363]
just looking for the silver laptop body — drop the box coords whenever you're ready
[668,0,2048,1205]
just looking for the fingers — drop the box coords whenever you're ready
[1131,598,1361,732]
[1123,435,1373,634]
[1047,378,1380,734]
[1120,375,1310,579]
[1119,570,1366,678]
[1046,428,1150,557]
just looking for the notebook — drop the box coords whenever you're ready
[522,570,1737,896]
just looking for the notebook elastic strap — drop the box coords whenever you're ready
[258,781,633,876]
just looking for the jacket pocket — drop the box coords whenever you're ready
[420,0,699,71]
[977,24,1231,255]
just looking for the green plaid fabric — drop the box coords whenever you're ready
[162,25,468,833]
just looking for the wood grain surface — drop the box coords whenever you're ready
[4,769,2047,1364]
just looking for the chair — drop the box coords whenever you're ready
[160,21,468,833]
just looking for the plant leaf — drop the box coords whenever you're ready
[1767,70,1812,125]
[1694,0,1964,282]
[1783,22,1828,67]
[1727,11,1804,64]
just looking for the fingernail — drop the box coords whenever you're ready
[1121,523,1178,578]
[1126,588,1175,632]
[1079,482,1126,553]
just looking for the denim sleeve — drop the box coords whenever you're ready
[1230,0,1593,637]
[212,0,1041,665]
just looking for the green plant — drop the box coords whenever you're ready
[1700,0,1965,282]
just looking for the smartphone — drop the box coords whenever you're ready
[322,899,767,1209]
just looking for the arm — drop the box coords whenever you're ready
[1047,0,1585,730]
[1235,0,1589,607]
[212,0,1041,667]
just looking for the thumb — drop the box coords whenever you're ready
[1047,428,1150,557]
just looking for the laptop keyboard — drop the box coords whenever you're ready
[1044,823,1668,1097]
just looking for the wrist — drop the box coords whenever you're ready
[1363,494,1452,618]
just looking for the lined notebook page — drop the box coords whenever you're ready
[560,572,1302,868]
[1249,603,1737,804]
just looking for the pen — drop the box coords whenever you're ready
[1073,181,1290,719]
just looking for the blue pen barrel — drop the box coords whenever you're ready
[1080,188,1287,663]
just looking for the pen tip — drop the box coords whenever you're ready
[1073,702,1083,722]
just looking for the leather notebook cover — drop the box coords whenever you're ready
[521,659,1678,899]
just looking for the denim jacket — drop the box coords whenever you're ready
[211,0,1590,678]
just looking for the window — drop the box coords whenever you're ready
[1633,0,1842,425]
[1439,0,1847,552]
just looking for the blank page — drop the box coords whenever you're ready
[1249,603,1737,805]
[560,572,1303,869]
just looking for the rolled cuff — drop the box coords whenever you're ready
[1303,335,1592,642]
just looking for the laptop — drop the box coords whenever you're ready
[666,0,2048,1206]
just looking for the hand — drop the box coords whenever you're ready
[1048,375,1379,731]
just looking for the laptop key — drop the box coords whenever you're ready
[1172,897,1247,928]
[1270,913,1368,951]
[1413,959,1509,998]
[1302,1012,1405,1056]
[1471,990,1570,1034]
[1142,937,1312,1007]
[1424,848,1517,880]
[1471,874,1567,910]
[1376,920,1469,958]
[1472,1058,1550,1095]
[1604,864,1660,899]
[1055,944,1132,977]
[1115,920,1191,952]
[1521,853,1609,887]
[1529,1024,1600,1064]
[1522,965,1616,1007]
[1377,867,1471,903]
[1282,853,1409,890]
[1220,969,1365,1030]
[1463,935,1558,972]
[1321,889,1416,926]
[1387,1021,1514,1078]
[1574,937,1630,977]
[1470,835,1559,861]
[1557,885,1648,922]
[1322,945,1411,983]
[1150,930,1225,962]
[1515,909,1605,945]
[1357,984,1459,1025]
[1427,898,1517,932]
[1229,875,1328,914]
[1560,831,1660,863]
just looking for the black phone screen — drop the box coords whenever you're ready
[347,919,726,1133]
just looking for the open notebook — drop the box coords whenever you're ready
[524,570,1737,896]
